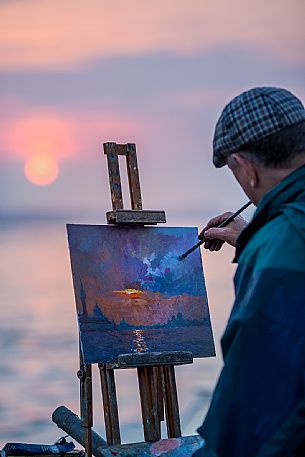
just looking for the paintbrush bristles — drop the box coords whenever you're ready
[178,240,204,260]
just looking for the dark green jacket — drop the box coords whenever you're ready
[197,165,305,457]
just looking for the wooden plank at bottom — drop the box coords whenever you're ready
[6,453,81,457]
[95,435,204,457]
[4,436,204,457]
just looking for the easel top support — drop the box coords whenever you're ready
[103,142,166,225]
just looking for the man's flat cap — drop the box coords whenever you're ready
[213,87,305,167]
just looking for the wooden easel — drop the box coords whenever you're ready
[78,142,195,457]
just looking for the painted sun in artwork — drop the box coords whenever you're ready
[113,288,144,299]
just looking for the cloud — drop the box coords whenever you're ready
[0,0,304,70]
[2,49,304,109]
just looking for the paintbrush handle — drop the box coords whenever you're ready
[216,201,252,229]
[180,240,204,259]
[179,201,252,259]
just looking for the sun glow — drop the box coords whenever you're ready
[24,153,59,186]
[5,111,76,159]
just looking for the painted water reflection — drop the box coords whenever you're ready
[0,221,236,447]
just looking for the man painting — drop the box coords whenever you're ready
[194,87,305,456]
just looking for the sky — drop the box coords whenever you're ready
[1,0,305,222]
[0,1,304,443]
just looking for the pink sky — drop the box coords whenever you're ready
[1,0,304,69]
[1,0,304,219]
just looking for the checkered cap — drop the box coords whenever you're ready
[213,87,305,167]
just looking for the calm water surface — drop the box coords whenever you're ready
[0,221,236,447]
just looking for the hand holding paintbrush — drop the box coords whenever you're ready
[199,203,250,251]
[179,201,251,260]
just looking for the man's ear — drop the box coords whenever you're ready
[231,153,258,187]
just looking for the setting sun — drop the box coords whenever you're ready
[24,153,59,186]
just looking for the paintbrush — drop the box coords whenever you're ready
[178,201,252,260]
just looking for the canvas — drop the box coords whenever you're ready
[67,224,215,364]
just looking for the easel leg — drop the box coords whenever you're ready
[162,366,181,438]
[79,352,93,457]
[155,367,164,422]
[99,364,121,445]
[137,366,161,442]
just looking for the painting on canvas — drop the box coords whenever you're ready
[67,225,215,363]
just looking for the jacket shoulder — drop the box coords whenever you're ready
[238,210,305,272]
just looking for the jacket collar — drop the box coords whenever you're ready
[234,164,305,263]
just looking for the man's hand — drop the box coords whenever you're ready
[198,212,248,251]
